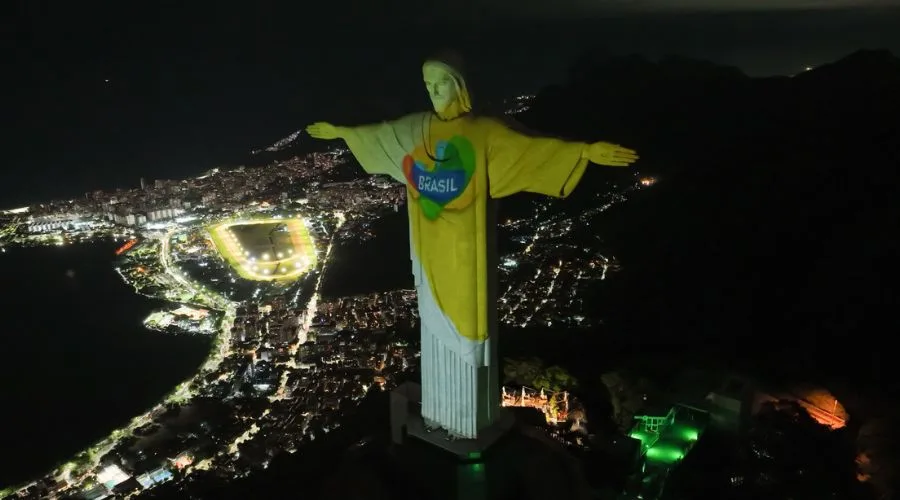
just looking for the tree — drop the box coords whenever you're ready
[548,393,559,421]
[666,401,874,500]
[534,365,578,392]
[743,401,872,499]
[601,371,648,432]
[503,357,578,393]
[503,357,544,386]
[857,418,898,500]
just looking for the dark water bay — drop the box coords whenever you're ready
[320,212,413,299]
[0,242,209,488]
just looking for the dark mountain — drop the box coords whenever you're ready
[516,49,900,390]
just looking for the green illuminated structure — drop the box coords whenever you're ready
[629,405,705,469]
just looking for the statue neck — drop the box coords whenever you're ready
[436,100,466,121]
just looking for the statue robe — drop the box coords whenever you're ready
[343,112,588,438]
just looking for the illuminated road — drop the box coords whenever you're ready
[522,261,562,326]
[270,212,346,401]
[161,229,231,310]
[161,230,196,293]
[159,228,235,372]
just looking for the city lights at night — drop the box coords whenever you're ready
[4,9,896,494]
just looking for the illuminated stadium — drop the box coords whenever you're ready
[208,217,317,281]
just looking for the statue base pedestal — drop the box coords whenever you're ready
[386,382,591,500]
[390,381,514,459]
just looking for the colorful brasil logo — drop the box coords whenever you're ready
[402,135,476,220]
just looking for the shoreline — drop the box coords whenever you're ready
[0,235,236,497]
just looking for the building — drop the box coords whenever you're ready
[135,466,173,489]
[625,404,709,498]
[705,374,754,432]
[27,212,83,233]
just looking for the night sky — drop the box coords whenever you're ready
[4,0,900,206]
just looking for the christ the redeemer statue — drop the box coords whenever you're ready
[307,51,638,440]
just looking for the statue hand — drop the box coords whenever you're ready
[584,142,639,167]
[305,122,342,140]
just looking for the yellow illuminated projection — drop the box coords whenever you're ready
[306,51,637,439]
[208,218,316,281]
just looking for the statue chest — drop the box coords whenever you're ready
[402,123,482,220]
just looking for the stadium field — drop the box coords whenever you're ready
[208,218,316,281]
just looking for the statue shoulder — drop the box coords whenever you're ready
[392,112,430,127]
[386,112,428,136]
[385,112,429,151]
[472,115,534,139]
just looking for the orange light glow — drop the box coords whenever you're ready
[173,454,193,469]
[115,239,138,255]
[501,386,569,425]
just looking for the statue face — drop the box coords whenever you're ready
[423,64,459,114]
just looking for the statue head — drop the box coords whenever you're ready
[423,50,472,120]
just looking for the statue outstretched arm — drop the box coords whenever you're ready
[484,118,638,199]
[581,141,639,167]
[306,114,425,184]
[306,122,347,140]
